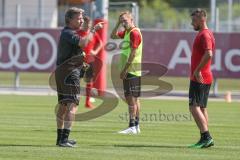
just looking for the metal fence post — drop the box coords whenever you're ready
[39,0,44,28]
[228,0,233,32]
[210,0,216,30]
[14,4,21,89]
[131,3,139,27]
[213,79,218,97]
[213,7,220,97]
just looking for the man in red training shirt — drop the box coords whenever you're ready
[77,16,103,108]
[188,8,215,148]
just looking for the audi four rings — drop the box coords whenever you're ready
[0,31,57,70]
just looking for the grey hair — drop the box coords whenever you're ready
[65,7,84,25]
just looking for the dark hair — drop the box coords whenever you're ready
[65,7,84,25]
[191,8,207,18]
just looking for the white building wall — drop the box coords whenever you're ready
[4,0,57,28]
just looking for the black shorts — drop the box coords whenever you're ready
[123,73,141,97]
[189,80,211,108]
[55,68,81,105]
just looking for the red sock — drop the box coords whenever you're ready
[85,82,93,106]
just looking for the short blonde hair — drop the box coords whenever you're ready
[119,11,133,20]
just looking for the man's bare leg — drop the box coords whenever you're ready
[118,96,138,134]
[190,106,208,133]
[201,108,208,125]
[57,103,78,147]
[126,96,137,127]
[135,98,140,133]
[56,103,67,145]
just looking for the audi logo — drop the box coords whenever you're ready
[0,31,57,70]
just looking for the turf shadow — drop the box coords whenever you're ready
[114,144,186,149]
[0,144,56,147]
[91,144,186,149]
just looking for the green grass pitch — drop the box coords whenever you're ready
[0,95,239,160]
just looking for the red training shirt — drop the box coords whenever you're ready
[191,29,215,84]
[77,29,98,63]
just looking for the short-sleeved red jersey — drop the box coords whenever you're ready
[77,30,98,63]
[191,29,215,84]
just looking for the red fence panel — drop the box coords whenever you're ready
[142,30,240,78]
[0,29,239,78]
[0,28,60,72]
